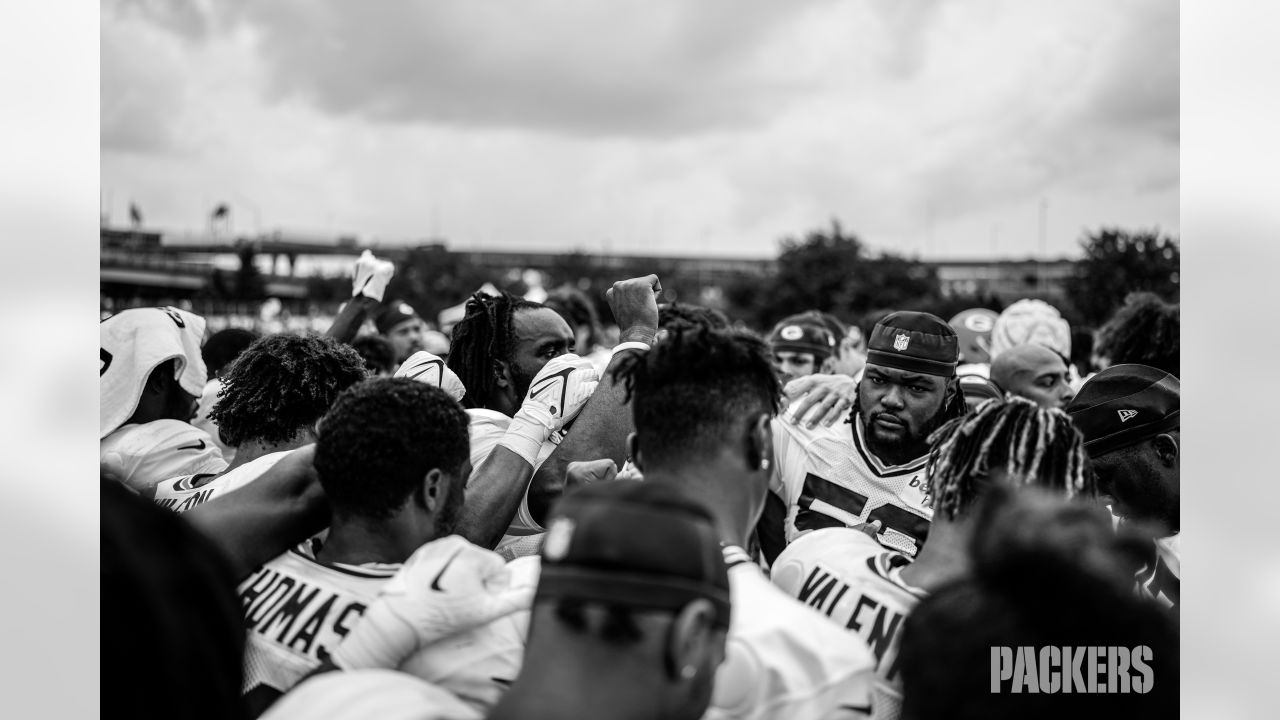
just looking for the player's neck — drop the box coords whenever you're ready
[900,518,970,591]
[223,436,306,472]
[645,462,758,549]
[316,517,427,566]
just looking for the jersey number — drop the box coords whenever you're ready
[795,473,930,548]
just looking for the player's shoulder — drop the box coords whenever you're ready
[772,414,851,446]
[722,560,877,706]
[779,527,886,565]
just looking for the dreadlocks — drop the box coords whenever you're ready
[446,291,544,410]
[610,326,780,469]
[208,332,370,448]
[923,396,1096,521]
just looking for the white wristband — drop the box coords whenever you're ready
[611,341,651,357]
[500,409,553,467]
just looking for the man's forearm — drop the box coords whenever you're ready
[527,349,639,524]
[326,296,380,344]
[454,446,535,550]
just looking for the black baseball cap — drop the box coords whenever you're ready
[866,311,960,377]
[768,314,837,360]
[376,302,421,334]
[1066,364,1179,458]
[536,482,732,629]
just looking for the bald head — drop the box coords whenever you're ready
[990,344,1075,409]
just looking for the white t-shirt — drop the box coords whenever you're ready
[771,529,927,719]
[152,449,293,512]
[771,414,933,557]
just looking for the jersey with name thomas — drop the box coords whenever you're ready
[239,539,400,696]
[771,413,933,557]
[771,527,926,716]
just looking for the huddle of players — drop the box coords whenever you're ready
[102,256,1179,720]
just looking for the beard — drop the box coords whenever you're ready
[858,401,950,466]
[510,361,538,403]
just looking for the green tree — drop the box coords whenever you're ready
[1065,227,1179,325]
[748,220,941,329]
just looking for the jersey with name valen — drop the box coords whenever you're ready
[771,527,926,712]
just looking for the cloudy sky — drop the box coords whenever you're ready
[101,0,1177,259]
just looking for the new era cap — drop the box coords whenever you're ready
[536,482,731,628]
[866,311,960,377]
[1065,364,1179,458]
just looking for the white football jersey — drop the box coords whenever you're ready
[467,409,559,554]
[771,528,926,717]
[771,414,933,557]
[100,420,227,492]
[453,550,876,719]
[239,540,399,696]
[152,449,292,513]
[708,546,877,720]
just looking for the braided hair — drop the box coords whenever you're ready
[923,396,1096,521]
[446,291,545,409]
[208,332,370,448]
[610,326,780,469]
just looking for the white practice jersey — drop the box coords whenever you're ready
[771,414,933,557]
[467,409,559,553]
[457,550,876,719]
[708,546,876,720]
[152,450,292,513]
[239,540,399,697]
[771,528,927,719]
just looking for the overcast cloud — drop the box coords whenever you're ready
[101,0,1178,258]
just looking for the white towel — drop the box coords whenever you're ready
[101,307,208,439]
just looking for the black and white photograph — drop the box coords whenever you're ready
[89,1,1201,717]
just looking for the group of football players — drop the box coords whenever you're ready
[102,252,1180,719]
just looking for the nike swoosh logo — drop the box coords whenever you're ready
[407,359,443,381]
[528,366,575,415]
[491,677,514,687]
[430,549,462,591]
[840,705,872,715]
[177,439,207,451]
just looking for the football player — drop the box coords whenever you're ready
[768,311,968,558]
[772,397,1099,717]
[238,378,471,715]
[150,332,369,512]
